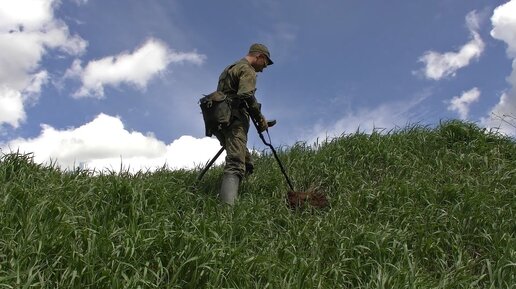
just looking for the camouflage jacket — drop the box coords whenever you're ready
[216,58,263,122]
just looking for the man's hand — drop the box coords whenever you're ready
[257,116,268,132]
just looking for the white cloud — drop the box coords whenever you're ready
[0,113,224,173]
[69,38,206,98]
[0,0,87,128]
[447,87,480,120]
[0,86,26,128]
[418,11,485,80]
[304,96,427,144]
[0,0,54,30]
[491,0,516,57]
[482,0,516,136]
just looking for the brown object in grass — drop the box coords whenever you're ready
[286,189,329,209]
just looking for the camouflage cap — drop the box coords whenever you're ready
[249,43,273,65]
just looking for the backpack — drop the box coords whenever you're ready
[199,91,231,136]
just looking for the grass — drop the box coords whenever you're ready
[0,120,515,288]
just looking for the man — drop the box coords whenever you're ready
[213,43,273,205]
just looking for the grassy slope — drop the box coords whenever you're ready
[0,121,515,288]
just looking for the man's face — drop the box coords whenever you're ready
[253,54,269,72]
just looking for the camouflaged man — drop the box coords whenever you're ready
[213,43,274,205]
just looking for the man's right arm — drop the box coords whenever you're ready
[236,68,267,127]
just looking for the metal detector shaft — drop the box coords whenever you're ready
[252,117,295,191]
[197,146,225,181]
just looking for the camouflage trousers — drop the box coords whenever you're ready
[213,116,252,179]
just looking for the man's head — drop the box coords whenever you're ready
[247,43,273,72]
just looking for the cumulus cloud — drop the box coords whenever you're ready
[491,0,516,57]
[0,86,26,128]
[482,0,516,136]
[0,113,224,172]
[0,0,87,128]
[447,87,480,120]
[68,38,206,98]
[418,11,485,80]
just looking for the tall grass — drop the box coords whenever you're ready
[0,121,514,288]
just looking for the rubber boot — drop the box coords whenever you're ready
[219,173,240,205]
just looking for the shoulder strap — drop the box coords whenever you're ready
[217,63,241,94]
[218,63,237,88]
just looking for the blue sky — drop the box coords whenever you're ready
[1,0,515,172]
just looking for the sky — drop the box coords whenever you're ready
[1,0,515,172]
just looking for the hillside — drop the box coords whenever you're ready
[0,121,514,288]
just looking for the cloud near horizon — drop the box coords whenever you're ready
[482,0,516,135]
[304,94,428,145]
[418,10,485,80]
[0,113,224,173]
[0,0,87,128]
[447,87,480,120]
[67,38,207,98]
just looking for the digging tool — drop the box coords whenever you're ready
[250,117,295,191]
[197,146,225,181]
[197,115,328,209]
[196,120,279,182]
[251,116,329,209]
